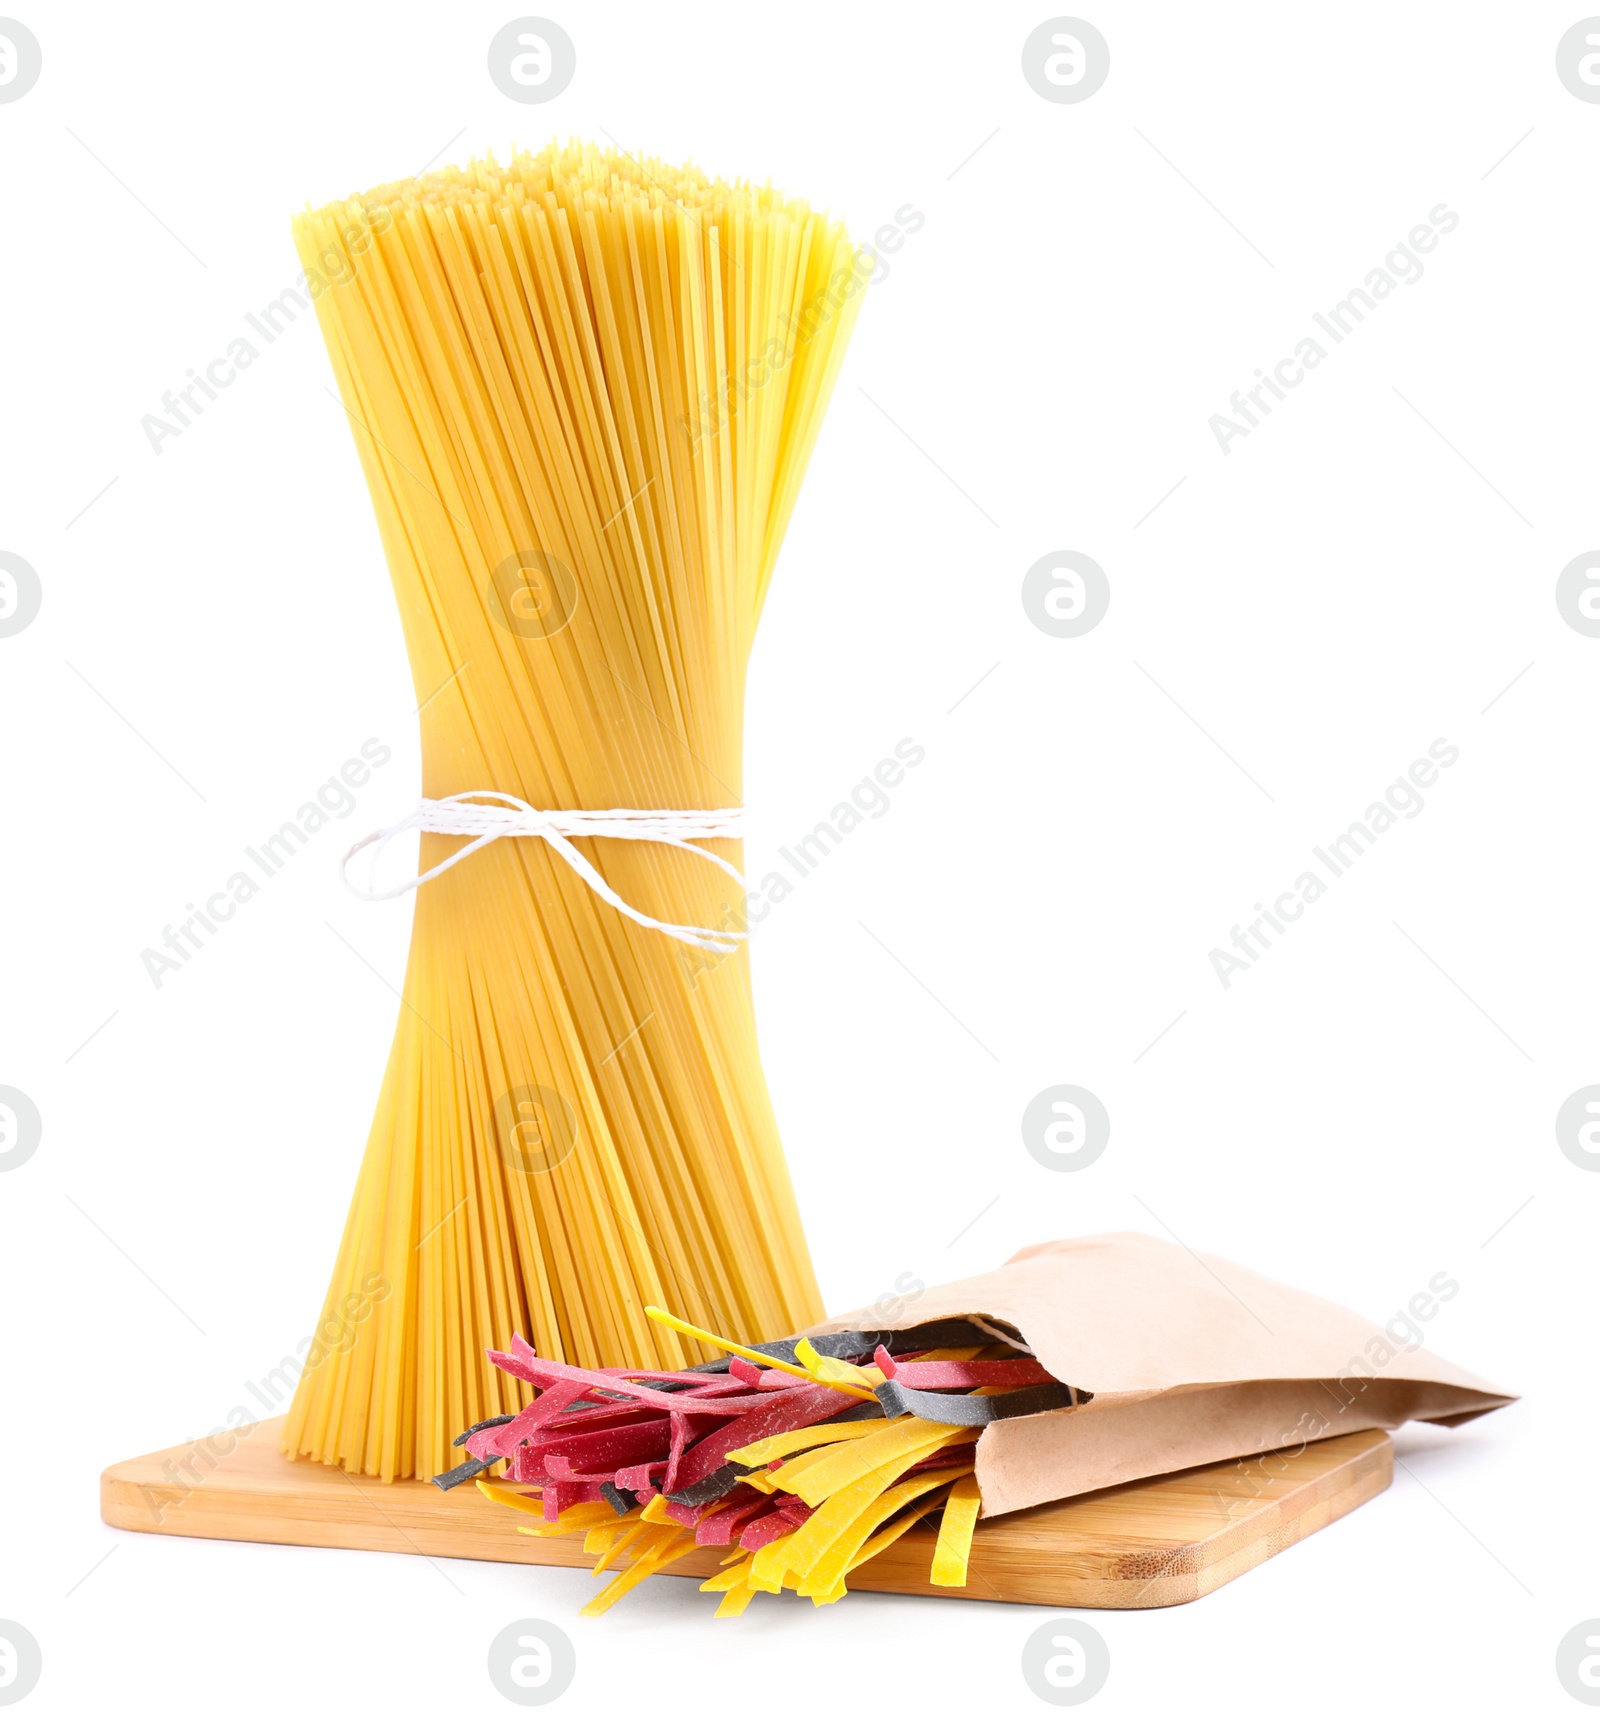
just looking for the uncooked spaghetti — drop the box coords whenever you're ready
[283,143,870,1481]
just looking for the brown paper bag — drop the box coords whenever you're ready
[808,1232,1513,1518]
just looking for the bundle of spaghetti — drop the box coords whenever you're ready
[445,1309,1081,1614]
[282,143,871,1481]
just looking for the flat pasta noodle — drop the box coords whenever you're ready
[279,143,870,1481]
[756,1433,958,1585]
[472,1476,544,1516]
[713,1575,759,1617]
[768,1416,966,1505]
[929,1472,983,1587]
[724,1418,883,1468]
[797,1470,967,1599]
[579,1526,698,1617]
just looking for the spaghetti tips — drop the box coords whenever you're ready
[283,144,870,1479]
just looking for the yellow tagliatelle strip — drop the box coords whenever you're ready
[645,1309,879,1402]
[816,1356,886,1391]
[793,1337,881,1390]
[852,1499,945,1569]
[591,1518,651,1576]
[580,1528,698,1617]
[714,1574,759,1617]
[516,1506,620,1539]
[759,1442,863,1497]
[766,1433,958,1586]
[473,1477,544,1516]
[798,1470,968,1599]
[780,1492,958,1609]
[770,1417,966,1506]
[929,1473,983,1587]
[479,1478,622,1540]
[725,1419,882,1468]
[748,1530,800,1593]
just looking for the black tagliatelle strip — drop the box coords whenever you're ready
[874,1379,1081,1425]
[433,1453,496,1490]
[688,1321,999,1372]
[599,1481,633,1517]
[664,1463,746,1507]
[452,1413,517,1445]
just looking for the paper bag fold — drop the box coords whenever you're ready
[809,1232,1513,1518]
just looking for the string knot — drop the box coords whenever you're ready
[341,793,748,953]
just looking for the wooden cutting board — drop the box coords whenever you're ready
[100,1419,1390,1608]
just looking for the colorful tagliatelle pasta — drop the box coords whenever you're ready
[434,1310,1083,1615]
[434,1235,1516,1613]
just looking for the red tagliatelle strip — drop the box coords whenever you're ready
[464,1401,663,1463]
[711,1364,816,1392]
[590,1366,751,1388]
[539,1479,613,1518]
[900,1443,979,1475]
[486,1348,812,1419]
[470,1381,697,1463]
[741,1507,808,1550]
[508,1336,771,1400]
[694,1489,771,1546]
[664,1425,692,1492]
[669,1384,868,1493]
[872,1347,1055,1388]
[487,1418,672,1475]
[469,1381,591,1458]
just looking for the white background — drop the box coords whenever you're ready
[2,1,1595,1717]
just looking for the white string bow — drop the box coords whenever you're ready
[341,792,749,953]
